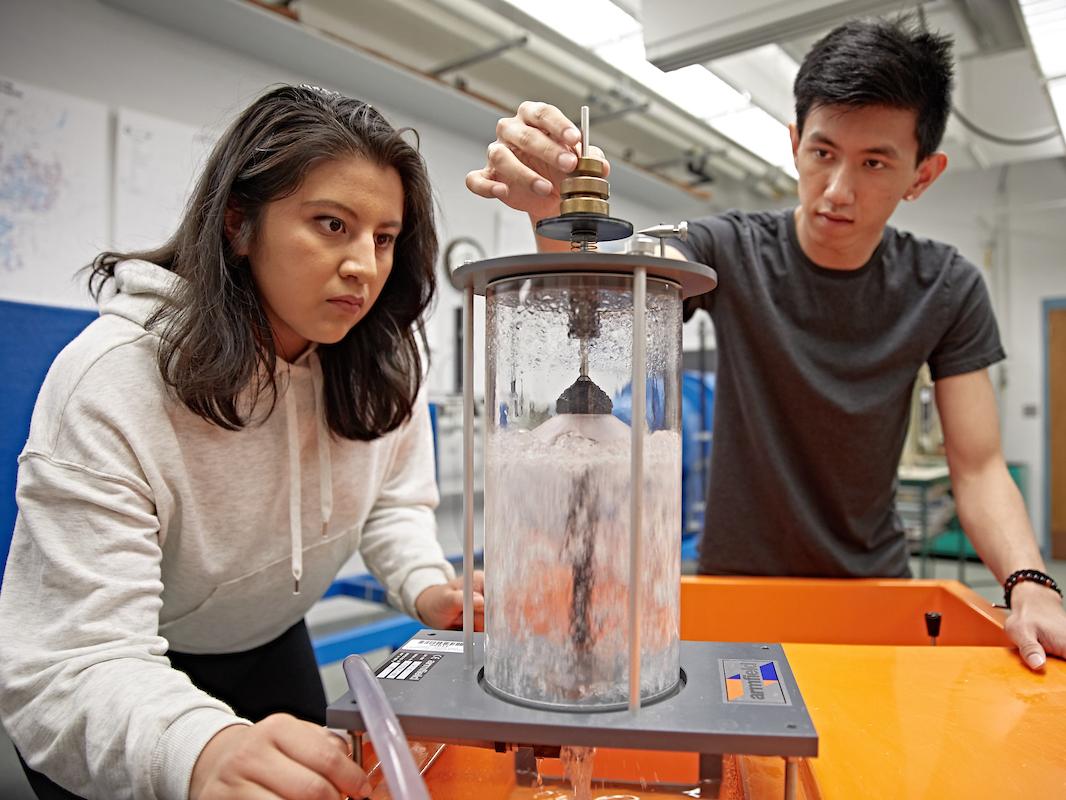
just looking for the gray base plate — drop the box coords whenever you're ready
[326,632,817,758]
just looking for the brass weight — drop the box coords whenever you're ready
[533,106,633,248]
[559,158,612,219]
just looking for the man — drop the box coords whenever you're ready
[466,18,1066,669]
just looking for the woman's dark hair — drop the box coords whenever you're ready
[794,17,954,162]
[89,85,437,440]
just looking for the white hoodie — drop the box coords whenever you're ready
[0,261,454,799]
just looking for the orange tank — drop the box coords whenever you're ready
[360,578,1064,799]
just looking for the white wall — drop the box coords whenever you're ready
[891,157,1066,548]
[0,0,706,397]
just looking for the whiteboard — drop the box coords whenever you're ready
[114,107,216,252]
[0,76,109,309]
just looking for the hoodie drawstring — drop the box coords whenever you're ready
[309,354,334,537]
[284,378,303,595]
[284,353,334,596]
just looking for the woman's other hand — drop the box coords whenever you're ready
[414,571,485,631]
[190,715,371,799]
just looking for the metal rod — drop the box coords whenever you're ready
[697,318,709,530]
[453,306,463,395]
[639,152,695,171]
[462,286,475,665]
[580,105,589,158]
[784,757,798,800]
[428,35,527,77]
[628,266,647,712]
[350,732,363,768]
[698,753,724,797]
[593,100,651,124]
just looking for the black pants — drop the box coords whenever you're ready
[18,619,327,800]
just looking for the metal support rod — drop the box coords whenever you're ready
[427,35,527,77]
[628,266,647,712]
[698,753,724,799]
[784,757,798,800]
[462,286,475,666]
[349,732,363,768]
[698,318,709,523]
[592,100,651,124]
[639,151,697,171]
[453,306,463,395]
[639,148,722,172]
[580,105,589,158]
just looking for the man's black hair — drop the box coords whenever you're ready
[793,17,954,162]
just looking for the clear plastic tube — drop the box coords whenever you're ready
[342,655,431,800]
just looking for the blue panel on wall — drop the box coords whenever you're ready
[1,300,96,581]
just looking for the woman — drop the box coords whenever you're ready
[0,85,482,799]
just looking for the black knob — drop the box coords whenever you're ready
[925,611,942,640]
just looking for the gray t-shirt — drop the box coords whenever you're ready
[674,208,1005,577]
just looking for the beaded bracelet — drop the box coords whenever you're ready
[1003,569,1063,609]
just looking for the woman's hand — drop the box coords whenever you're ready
[415,571,485,631]
[189,714,371,799]
[465,101,609,225]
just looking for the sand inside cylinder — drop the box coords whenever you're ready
[484,426,681,708]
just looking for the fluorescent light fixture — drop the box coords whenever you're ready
[1048,76,1066,137]
[1017,0,1066,79]
[507,0,641,49]
[1016,0,1066,146]
[591,35,750,115]
[499,0,794,179]
[713,44,801,98]
[760,44,802,89]
[710,106,797,176]
[661,65,752,119]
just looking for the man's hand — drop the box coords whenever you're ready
[465,101,609,225]
[189,714,371,799]
[1004,581,1066,670]
[415,571,485,630]
[935,370,1065,671]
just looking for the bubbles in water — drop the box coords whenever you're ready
[487,277,682,434]
[484,428,681,709]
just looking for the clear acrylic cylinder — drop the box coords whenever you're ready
[482,273,683,710]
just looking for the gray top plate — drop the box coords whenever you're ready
[327,631,817,758]
[450,252,717,299]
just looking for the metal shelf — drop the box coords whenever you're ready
[99,0,727,213]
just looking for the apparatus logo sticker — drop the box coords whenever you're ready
[375,651,442,681]
[720,659,790,705]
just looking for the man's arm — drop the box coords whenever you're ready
[936,369,1066,669]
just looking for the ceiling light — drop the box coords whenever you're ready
[501,0,641,49]
[1047,77,1066,135]
[1016,0,1066,145]
[1017,0,1066,79]
[710,107,796,176]
[499,0,793,181]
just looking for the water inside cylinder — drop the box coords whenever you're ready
[484,426,681,708]
[483,273,682,710]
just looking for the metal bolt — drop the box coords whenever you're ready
[636,221,688,241]
[636,221,688,257]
